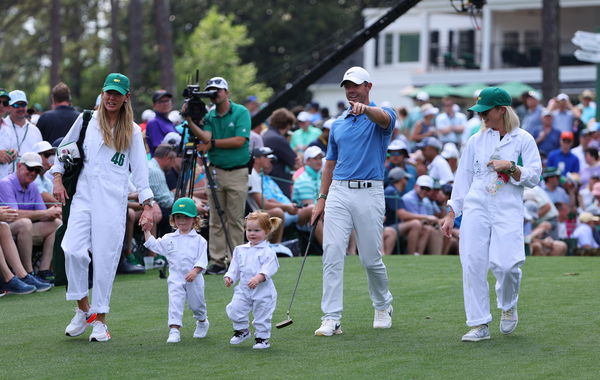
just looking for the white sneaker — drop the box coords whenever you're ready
[373,305,393,329]
[500,307,518,334]
[462,325,490,342]
[314,319,342,336]
[65,309,97,337]
[167,328,181,343]
[193,320,209,339]
[252,338,270,349]
[89,321,111,342]
[229,329,250,345]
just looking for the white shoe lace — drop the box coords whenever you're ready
[502,308,514,320]
[375,309,390,321]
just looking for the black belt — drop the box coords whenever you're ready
[213,164,248,171]
[347,180,372,189]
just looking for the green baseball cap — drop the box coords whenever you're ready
[0,88,10,99]
[468,87,512,113]
[102,73,130,95]
[171,197,197,217]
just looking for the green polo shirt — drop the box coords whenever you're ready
[204,101,251,168]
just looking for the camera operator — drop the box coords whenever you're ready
[184,76,251,275]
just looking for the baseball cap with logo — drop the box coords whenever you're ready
[468,87,512,113]
[303,146,324,163]
[556,93,569,102]
[340,66,371,87]
[8,90,28,106]
[388,139,408,152]
[204,77,228,91]
[416,175,434,189]
[103,73,130,95]
[20,152,43,168]
[171,197,198,218]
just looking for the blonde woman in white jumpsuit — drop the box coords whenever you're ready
[52,73,154,342]
[442,87,541,342]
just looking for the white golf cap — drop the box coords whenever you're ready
[8,90,28,106]
[556,93,569,101]
[388,139,408,152]
[32,141,55,154]
[304,146,324,163]
[297,111,312,123]
[416,175,434,188]
[416,91,429,101]
[162,131,182,146]
[205,76,228,91]
[322,118,335,129]
[441,142,459,159]
[340,66,371,87]
[19,152,43,168]
[141,109,156,121]
[527,90,541,101]
[422,107,439,117]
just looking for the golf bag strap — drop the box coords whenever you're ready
[78,109,92,162]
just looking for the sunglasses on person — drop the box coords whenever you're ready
[40,151,55,158]
[478,107,497,117]
[11,102,27,109]
[206,79,224,86]
[420,186,432,191]
[388,151,404,157]
[25,165,42,174]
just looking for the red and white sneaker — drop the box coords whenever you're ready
[89,320,111,342]
[65,309,97,337]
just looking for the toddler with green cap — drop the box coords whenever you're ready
[143,197,210,343]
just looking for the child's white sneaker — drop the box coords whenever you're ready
[229,329,250,345]
[253,338,270,349]
[88,321,111,342]
[65,308,97,337]
[314,319,342,336]
[167,328,181,343]
[193,320,209,339]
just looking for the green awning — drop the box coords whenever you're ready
[495,81,535,98]
[449,83,488,98]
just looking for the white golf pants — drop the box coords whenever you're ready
[167,274,207,327]
[321,180,393,321]
[226,285,276,339]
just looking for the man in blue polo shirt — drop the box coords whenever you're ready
[311,66,395,337]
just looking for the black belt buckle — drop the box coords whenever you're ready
[348,180,372,189]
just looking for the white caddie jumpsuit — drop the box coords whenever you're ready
[448,127,541,327]
[144,230,208,327]
[224,240,279,339]
[51,112,152,314]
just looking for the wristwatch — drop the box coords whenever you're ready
[143,198,156,208]
[445,205,454,214]
[318,193,328,200]
[507,161,517,175]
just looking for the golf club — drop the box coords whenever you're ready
[276,217,319,329]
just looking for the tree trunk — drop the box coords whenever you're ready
[111,0,122,73]
[541,0,560,103]
[153,0,176,96]
[128,0,143,114]
[66,4,84,101]
[50,0,62,91]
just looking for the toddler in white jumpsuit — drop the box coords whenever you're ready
[224,211,281,349]
[442,87,541,342]
[144,197,209,343]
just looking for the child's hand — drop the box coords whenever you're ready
[247,274,265,289]
[224,276,233,287]
[185,268,201,282]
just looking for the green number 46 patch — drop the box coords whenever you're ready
[110,152,125,166]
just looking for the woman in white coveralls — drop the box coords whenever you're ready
[441,87,541,342]
[52,73,154,342]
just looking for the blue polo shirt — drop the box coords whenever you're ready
[326,103,395,180]
[546,149,580,175]
[0,173,46,211]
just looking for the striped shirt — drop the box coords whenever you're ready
[293,166,321,204]
[148,158,174,208]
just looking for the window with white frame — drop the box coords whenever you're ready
[384,33,394,64]
[398,33,420,62]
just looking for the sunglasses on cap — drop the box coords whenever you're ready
[206,79,224,86]
[25,165,42,174]
[11,102,27,109]
[1,100,9,107]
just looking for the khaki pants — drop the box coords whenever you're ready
[207,166,248,266]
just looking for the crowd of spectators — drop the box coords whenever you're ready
[2,77,600,297]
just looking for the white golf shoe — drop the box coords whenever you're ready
[167,328,181,343]
[65,309,97,337]
[500,307,518,335]
[373,305,393,329]
[193,320,209,339]
[461,325,490,342]
[229,329,250,345]
[89,321,111,342]
[253,338,270,349]
[314,319,342,336]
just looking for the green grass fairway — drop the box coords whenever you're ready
[2,256,599,379]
